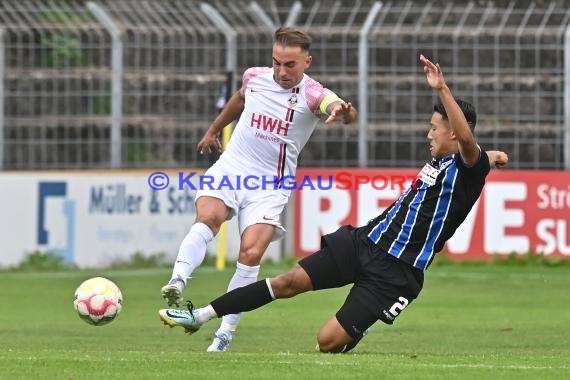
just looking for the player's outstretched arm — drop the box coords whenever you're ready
[197,90,245,155]
[420,54,479,165]
[487,150,509,168]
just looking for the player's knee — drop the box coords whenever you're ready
[270,267,307,298]
[316,334,344,353]
[316,316,355,353]
[195,198,229,233]
[270,272,295,297]
[194,218,221,236]
[237,248,264,266]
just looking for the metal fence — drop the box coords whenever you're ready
[1,0,570,169]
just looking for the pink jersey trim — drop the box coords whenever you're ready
[304,77,334,117]
[240,67,273,96]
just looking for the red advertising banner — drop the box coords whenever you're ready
[294,168,570,260]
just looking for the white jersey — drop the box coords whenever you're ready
[216,67,338,193]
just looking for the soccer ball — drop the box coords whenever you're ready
[73,277,123,326]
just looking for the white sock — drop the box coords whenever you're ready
[218,262,260,333]
[171,222,214,283]
[196,305,217,324]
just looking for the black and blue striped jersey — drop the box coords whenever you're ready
[365,149,490,271]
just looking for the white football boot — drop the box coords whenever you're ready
[206,330,233,352]
[161,276,186,307]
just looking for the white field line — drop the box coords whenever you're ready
[3,354,570,371]
[232,361,570,371]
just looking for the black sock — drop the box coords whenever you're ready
[210,279,274,316]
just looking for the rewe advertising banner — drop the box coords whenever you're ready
[294,169,570,259]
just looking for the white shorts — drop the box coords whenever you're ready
[195,162,289,241]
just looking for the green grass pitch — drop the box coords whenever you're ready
[1,264,569,379]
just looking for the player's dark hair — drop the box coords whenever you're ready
[434,99,477,131]
[273,27,312,52]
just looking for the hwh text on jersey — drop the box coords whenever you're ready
[250,113,289,136]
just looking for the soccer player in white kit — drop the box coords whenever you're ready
[161,27,357,352]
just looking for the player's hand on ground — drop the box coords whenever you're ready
[420,54,445,90]
[325,102,354,124]
[197,131,222,155]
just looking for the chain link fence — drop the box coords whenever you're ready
[1,0,570,169]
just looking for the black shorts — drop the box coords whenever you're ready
[298,226,424,338]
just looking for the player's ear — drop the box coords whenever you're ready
[305,55,312,68]
[448,125,457,140]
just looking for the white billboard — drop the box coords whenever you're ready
[0,171,282,268]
